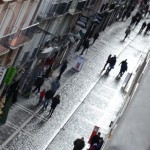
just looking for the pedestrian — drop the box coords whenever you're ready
[130,15,137,27]
[80,39,90,55]
[135,15,142,27]
[125,11,131,19]
[144,22,150,35]
[106,55,117,72]
[121,10,127,21]
[117,59,128,78]
[103,54,112,70]
[51,77,60,94]
[144,4,149,17]
[57,60,68,79]
[32,75,45,94]
[123,26,131,41]
[93,32,99,44]
[37,89,46,105]
[89,132,104,150]
[139,21,147,33]
[48,94,60,117]
[73,137,85,150]
[42,89,55,111]
[90,132,101,148]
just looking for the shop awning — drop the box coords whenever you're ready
[38,47,54,59]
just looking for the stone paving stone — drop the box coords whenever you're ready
[7,105,32,127]
[0,124,16,145]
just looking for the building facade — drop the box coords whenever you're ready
[0,0,41,92]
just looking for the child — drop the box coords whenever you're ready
[37,89,45,105]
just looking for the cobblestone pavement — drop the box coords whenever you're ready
[0,15,150,150]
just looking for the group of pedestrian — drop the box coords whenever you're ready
[103,54,128,78]
[36,77,60,117]
[73,132,104,150]
[31,60,68,117]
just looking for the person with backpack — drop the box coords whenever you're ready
[123,26,131,41]
[48,94,60,117]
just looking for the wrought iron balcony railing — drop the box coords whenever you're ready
[0,23,39,50]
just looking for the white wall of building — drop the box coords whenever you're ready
[0,2,16,37]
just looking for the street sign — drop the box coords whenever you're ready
[4,67,17,85]
[0,66,7,85]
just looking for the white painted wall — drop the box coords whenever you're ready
[23,0,40,28]
[12,0,29,32]
[0,2,16,37]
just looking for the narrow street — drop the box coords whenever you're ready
[0,16,150,150]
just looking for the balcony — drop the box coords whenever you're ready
[0,45,9,56]
[38,1,72,21]
[68,0,86,15]
[0,23,39,50]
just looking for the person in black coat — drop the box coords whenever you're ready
[43,89,55,111]
[80,39,90,55]
[117,59,128,78]
[48,94,60,117]
[32,75,45,94]
[57,60,68,79]
[93,32,99,44]
[73,137,85,150]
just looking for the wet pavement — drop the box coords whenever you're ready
[1,15,150,150]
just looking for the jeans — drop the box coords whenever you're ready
[43,98,50,110]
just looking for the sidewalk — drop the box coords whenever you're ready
[0,13,150,150]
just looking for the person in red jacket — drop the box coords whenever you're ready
[37,89,46,105]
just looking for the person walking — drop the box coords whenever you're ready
[105,55,117,74]
[57,60,68,79]
[135,15,142,27]
[80,39,90,55]
[144,4,149,17]
[123,26,131,41]
[102,54,112,70]
[144,22,150,34]
[42,89,55,111]
[51,77,60,94]
[32,75,45,94]
[117,59,128,78]
[48,94,60,117]
[139,21,147,33]
[121,10,128,21]
[37,89,45,106]
[125,11,131,20]
[130,15,137,27]
[90,132,101,148]
[93,32,99,44]
[73,137,85,150]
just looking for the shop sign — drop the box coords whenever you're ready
[4,67,16,85]
[73,56,85,72]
